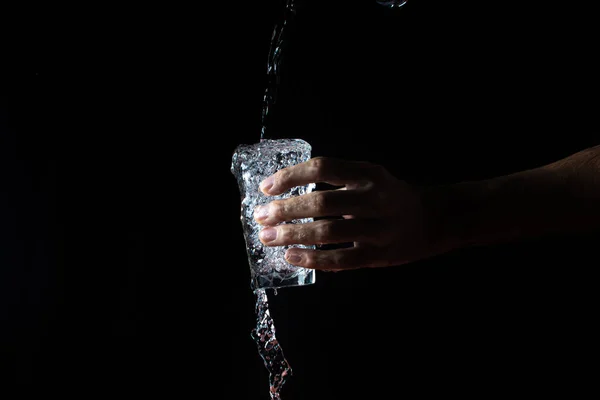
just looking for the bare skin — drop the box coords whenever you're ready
[254,145,600,271]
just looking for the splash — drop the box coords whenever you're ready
[251,289,292,400]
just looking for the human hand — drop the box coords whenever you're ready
[253,157,448,271]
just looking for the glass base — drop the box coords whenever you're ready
[252,269,316,291]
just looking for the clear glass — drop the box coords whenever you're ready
[231,138,316,291]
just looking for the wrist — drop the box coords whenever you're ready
[420,181,484,254]
[420,146,600,253]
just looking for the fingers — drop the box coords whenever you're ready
[283,246,386,271]
[254,189,371,225]
[258,218,385,246]
[259,157,386,196]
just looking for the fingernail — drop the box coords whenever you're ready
[285,251,302,265]
[259,227,277,243]
[260,176,274,194]
[254,205,269,221]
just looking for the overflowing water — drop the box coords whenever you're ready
[240,1,409,399]
[248,1,301,398]
[231,139,315,291]
[232,138,315,399]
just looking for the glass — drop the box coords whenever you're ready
[231,138,316,291]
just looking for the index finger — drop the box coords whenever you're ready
[259,157,384,196]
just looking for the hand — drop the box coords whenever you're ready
[253,157,447,271]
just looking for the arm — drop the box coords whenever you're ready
[254,146,599,270]
[428,145,600,251]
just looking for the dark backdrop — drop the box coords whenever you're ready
[2,0,599,398]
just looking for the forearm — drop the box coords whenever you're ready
[428,145,600,251]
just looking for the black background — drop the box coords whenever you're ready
[2,0,599,398]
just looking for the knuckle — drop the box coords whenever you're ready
[367,163,390,181]
[371,163,388,175]
[279,225,294,243]
[329,252,345,269]
[355,191,379,216]
[269,200,285,220]
[313,192,331,214]
[302,252,317,269]
[314,250,342,270]
[276,167,290,183]
[309,157,329,179]
[315,220,334,242]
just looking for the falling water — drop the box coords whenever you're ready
[260,0,297,140]
[248,1,408,398]
[251,289,291,400]
[232,138,314,400]
[252,1,299,398]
